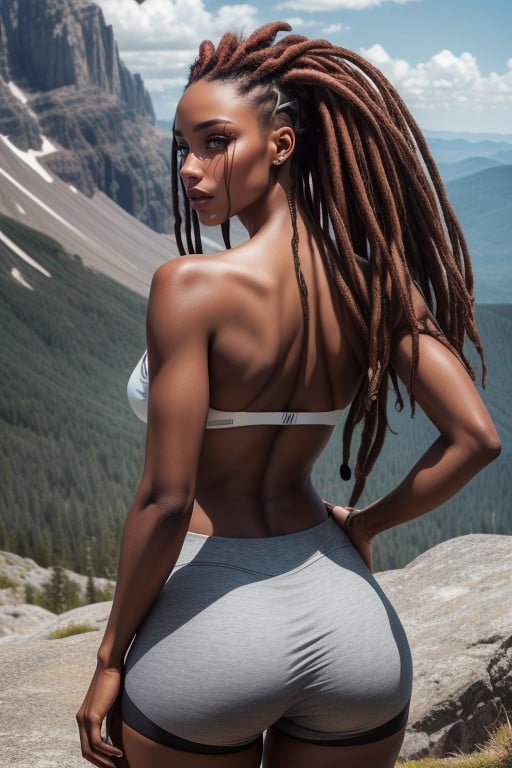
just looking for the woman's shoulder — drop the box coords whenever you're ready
[153,245,268,299]
[153,252,219,283]
[152,253,225,298]
[149,250,256,328]
[145,255,231,357]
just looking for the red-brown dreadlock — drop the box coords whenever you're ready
[171,21,485,504]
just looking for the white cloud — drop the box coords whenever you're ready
[121,49,193,79]
[94,1,512,130]
[96,0,258,50]
[361,44,512,116]
[276,0,416,11]
[280,17,322,28]
[322,23,350,34]
[142,76,188,92]
[98,1,353,118]
[95,0,260,115]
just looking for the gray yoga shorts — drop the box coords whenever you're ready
[122,516,412,753]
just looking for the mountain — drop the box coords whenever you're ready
[425,129,512,144]
[0,121,179,295]
[445,166,512,303]
[491,148,512,164]
[0,0,172,232]
[437,155,505,182]
[426,135,512,164]
[0,2,511,304]
[0,213,148,574]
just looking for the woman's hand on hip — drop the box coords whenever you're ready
[330,504,373,571]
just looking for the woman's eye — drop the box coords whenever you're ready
[206,135,230,151]
[175,135,232,161]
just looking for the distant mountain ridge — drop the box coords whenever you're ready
[0,0,172,231]
[437,156,505,183]
[426,134,512,164]
[446,165,512,303]
[425,129,512,143]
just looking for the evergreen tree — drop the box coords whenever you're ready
[24,583,35,604]
[40,566,82,613]
[85,539,97,604]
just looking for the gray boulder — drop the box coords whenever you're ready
[0,604,110,768]
[0,552,115,650]
[377,533,512,759]
[0,603,56,641]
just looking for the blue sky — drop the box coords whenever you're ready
[96,0,512,135]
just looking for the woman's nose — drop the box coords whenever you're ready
[179,152,202,182]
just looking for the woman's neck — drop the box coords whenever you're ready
[237,171,292,238]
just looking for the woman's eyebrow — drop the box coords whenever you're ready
[174,119,235,137]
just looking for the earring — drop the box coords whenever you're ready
[273,155,284,165]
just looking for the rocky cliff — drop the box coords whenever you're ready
[1,534,511,766]
[0,0,172,231]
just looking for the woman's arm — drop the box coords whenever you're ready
[77,258,213,767]
[341,329,501,561]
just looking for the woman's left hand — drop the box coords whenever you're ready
[76,663,124,767]
[327,503,373,571]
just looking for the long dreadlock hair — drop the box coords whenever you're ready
[171,21,485,504]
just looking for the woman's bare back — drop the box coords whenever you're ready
[188,217,364,536]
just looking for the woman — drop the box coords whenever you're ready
[77,22,500,768]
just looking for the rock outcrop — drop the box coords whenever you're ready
[0,551,114,642]
[0,0,154,115]
[0,0,172,231]
[0,78,41,150]
[378,534,512,760]
[0,534,511,766]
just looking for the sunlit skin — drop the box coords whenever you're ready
[76,78,501,768]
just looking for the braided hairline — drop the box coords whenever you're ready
[171,21,485,503]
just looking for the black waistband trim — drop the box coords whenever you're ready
[275,701,410,746]
[121,690,259,754]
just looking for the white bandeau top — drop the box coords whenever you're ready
[127,352,342,428]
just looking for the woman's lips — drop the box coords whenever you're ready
[188,191,213,210]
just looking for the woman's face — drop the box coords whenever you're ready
[174,79,280,226]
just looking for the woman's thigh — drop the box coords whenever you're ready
[116,721,263,768]
[262,725,406,768]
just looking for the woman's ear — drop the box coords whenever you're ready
[270,126,295,166]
